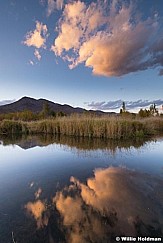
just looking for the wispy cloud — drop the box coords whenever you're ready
[87,99,163,110]
[47,0,64,16]
[51,0,163,77]
[34,49,41,61]
[35,188,42,199]
[29,60,34,65]
[0,99,16,106]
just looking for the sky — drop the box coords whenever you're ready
[0,0,163,112]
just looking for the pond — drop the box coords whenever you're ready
[0,135,163,243]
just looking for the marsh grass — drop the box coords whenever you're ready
[0,115,163,139]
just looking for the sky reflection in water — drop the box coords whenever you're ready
[26,167,163,243]
[0,135,163,242]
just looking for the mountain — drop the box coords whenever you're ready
[0,97,115,115]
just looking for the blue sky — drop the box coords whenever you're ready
[0,0,163,112]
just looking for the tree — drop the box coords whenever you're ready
[150,103,158,116]
[41,102,50,118]
[138,108,150,118]
[122,101,126,112]
[120,101,126,114]
[57,111,66,117]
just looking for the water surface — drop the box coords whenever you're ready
[0,135,163,242]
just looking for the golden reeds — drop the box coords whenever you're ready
[0,115,163,139]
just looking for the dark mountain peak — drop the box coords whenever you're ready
[0,96,83,114]
[16,97,38,105]
[0,97,114,115]
[19,96,36,101]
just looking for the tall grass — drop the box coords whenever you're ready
[0,115,163,139]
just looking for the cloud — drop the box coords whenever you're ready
[53,167,163,241]
[29,60,34,65]
[25,200,48,228]
[87,99,163,110]
[25,200,45,219]
[24,167,163,240]
[47,0,64,16]
[34,49,41,61]
[53,192,84,226]
[0,99,16,106]
[35,188,42,199]
[53,184,110,242]
[51,0,163,77]
[51,0,86,56]
[23,21,48,49]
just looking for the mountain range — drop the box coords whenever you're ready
[0,97,115,115]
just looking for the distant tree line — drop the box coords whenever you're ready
[120,102,162,118]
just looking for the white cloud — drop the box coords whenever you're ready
[29,60,34,65]
[51,0,163,77]
[34,49,41,61]
[35,188,42,199]
[87,99,163,111]
[23,21,48,49]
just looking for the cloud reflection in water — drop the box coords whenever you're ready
[25,200,49,229]
[25,167,163,242]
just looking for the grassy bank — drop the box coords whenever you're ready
[0,115,163,139]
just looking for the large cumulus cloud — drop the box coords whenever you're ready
[51,0,163,77]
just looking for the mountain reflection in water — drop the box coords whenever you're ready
[0,133,150,152]
[25,167,163,243]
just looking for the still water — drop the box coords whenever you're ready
[0,135,163,243]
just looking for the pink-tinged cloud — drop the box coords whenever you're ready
[51,0,163,77]
[23,21,48,49]
[24,167,163,240]
[53,167,163,242]
[25,200,48,228]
